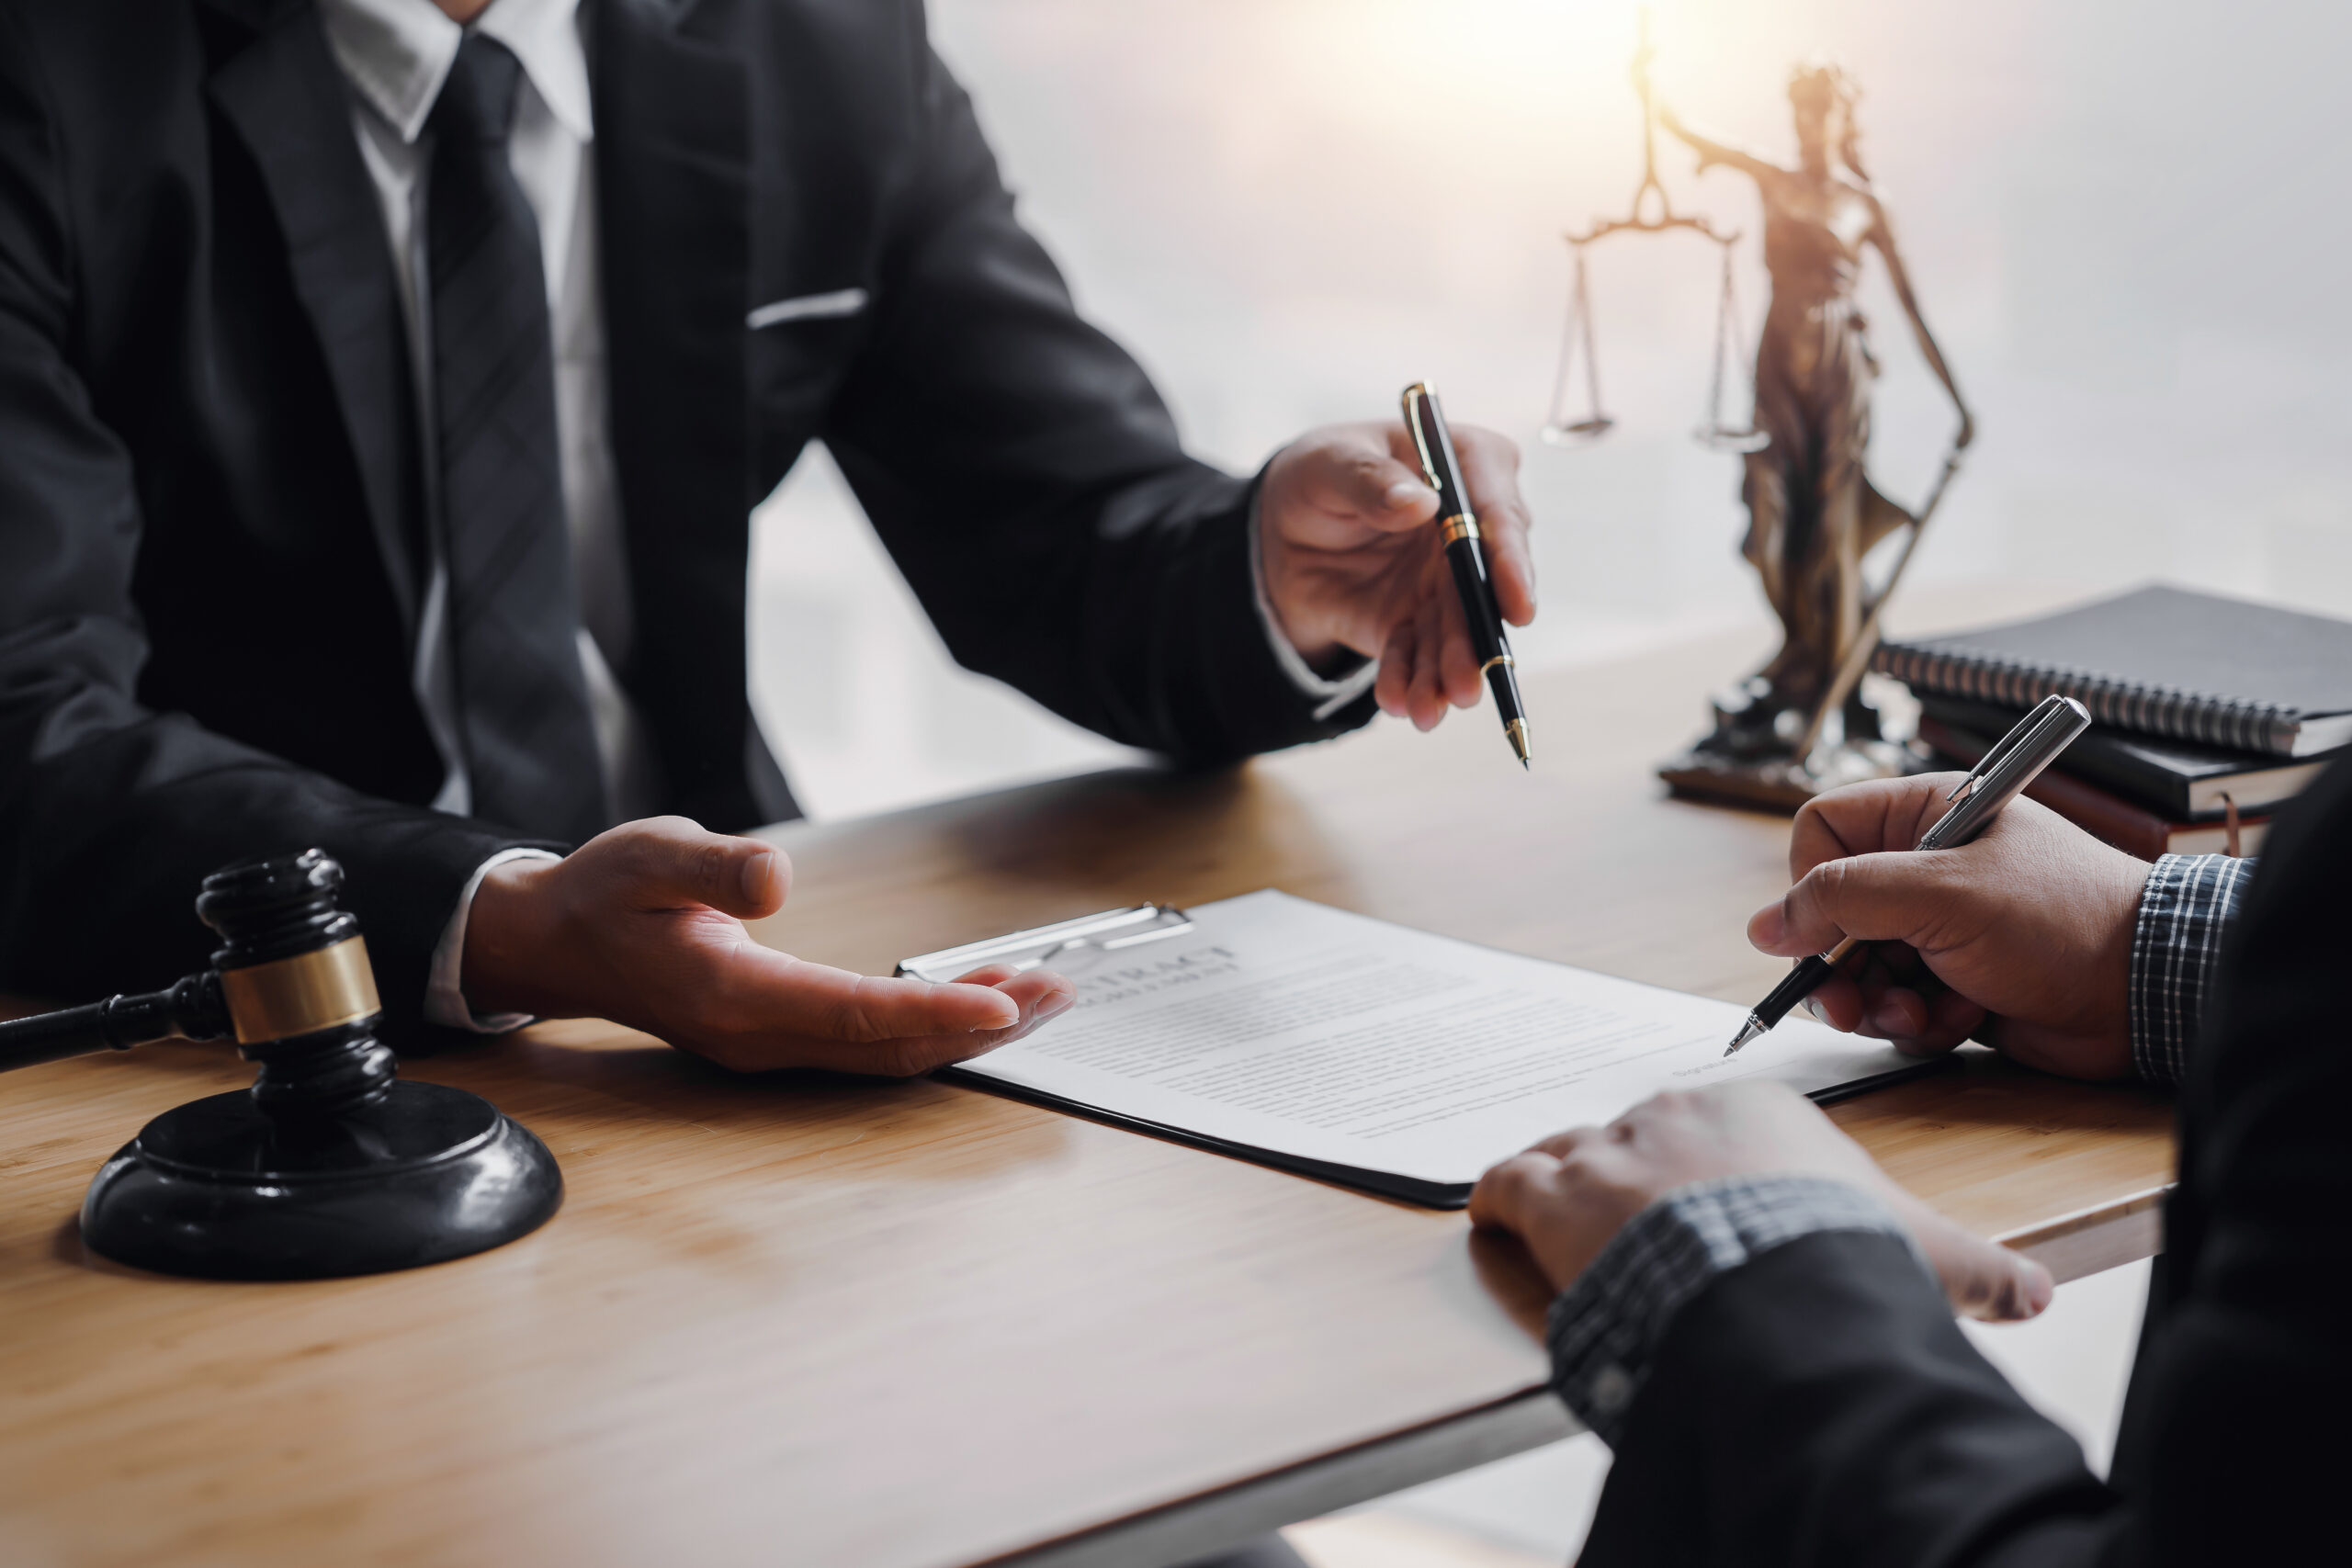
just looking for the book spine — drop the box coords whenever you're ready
[1875,644,2302,755]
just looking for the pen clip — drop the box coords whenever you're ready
[1401,383,1442,491]
[1944,750,1996,803]
[1919,694,2091,852]
[1943,692,2067,800]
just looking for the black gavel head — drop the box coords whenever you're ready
[195,850,392,1119]
[79,849,562,1280]
[198,848,360,964]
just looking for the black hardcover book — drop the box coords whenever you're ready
[1917,694,2334,819]
[1876,585,2352,757]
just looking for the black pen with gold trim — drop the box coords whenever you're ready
[1401,382,1532,766]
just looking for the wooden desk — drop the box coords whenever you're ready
[0,622,2172,1568]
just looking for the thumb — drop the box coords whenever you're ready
[606,816,792,919]
[1295,433,1438,531]
[1751,851,1959,958]
[1889,1190,2055,1323]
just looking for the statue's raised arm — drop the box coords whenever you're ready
[1657,101,1784,185]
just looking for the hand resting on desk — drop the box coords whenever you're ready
[460,818,1074,1074]
[1749,773,2153,1081]
[1469,1081,2053,1321]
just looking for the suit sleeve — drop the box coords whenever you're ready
[1578,761,2352,1568]
[819,9,1374,764]
[0,21,523,1043]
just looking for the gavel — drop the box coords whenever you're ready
[0,850,560,1280]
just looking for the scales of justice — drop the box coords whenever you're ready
[1544,13,1975,810]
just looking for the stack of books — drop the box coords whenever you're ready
[1876,586,2352,860]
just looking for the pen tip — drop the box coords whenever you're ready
[1724,1018,1765,1057]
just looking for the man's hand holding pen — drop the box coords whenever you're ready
[1256,421,1537,734]
[1749,773,2151,1081]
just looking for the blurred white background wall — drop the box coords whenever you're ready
[750,0,2352,820]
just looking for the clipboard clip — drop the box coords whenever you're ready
[894,905,1194,985]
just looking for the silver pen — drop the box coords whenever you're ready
[1724,694,2095,1056]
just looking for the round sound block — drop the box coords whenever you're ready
[80,1080,562,1280]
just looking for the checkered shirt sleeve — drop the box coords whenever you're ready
[2130,852,2256,1087]
[1545,1174,1931,1447]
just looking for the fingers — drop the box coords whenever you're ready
[1863,977,1984,1055]
[1749,848,1964,958]
[1812,981,1983,1055]
[1465,1149,1561,1234]
[1374,617,1417,720]
[721,947,1019,1040]
[1406,594,1446,729]
[1374,552,1486,727]
[1527,1123,1606,1160]
[688,953,1078,1075]
[1433,581,1484,709]
[1296,427,1439,534]
[1447,424,1536,626]
[1407,585,1478,727]
[846,968,1079,1077]
[594,816,793,919]
[1883,1189,2054,1322]
[1468,1127,1666,1293]
[1374,594,1478,729]
[1786,775,1969,880]
[1388,422,1530,714]
[1799,945,1985,1055]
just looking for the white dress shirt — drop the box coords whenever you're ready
[316,0,1371,1032]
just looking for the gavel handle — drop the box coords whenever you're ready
[0,973,229,1073]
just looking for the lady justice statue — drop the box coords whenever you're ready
[1648,64,1976,807]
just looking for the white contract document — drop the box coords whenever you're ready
[931,891,1932,1206]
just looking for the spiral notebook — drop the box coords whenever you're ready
[1875,585,2352,758]
[902,891,1935,1208]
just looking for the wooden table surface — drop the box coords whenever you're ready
[0,614,2174,1568]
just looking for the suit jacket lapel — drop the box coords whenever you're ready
[593,0,755,817]
[204,0,424,632]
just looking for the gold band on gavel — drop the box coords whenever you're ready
[217,936,382,1044]
[1439,514,1480,545]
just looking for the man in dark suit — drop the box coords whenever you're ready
[0,0,1533,1071]
[1468,765,2349,1564]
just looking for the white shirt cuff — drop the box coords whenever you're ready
[425,848,563,1033]
[1246,495,1380,722]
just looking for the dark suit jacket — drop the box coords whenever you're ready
[0,0,1366,1037]
[1579,753,2352,1566]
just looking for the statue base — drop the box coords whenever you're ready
[81,1080,562,1280]
[1657,736,1933,814]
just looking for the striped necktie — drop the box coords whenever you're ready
[424,33,608,840]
